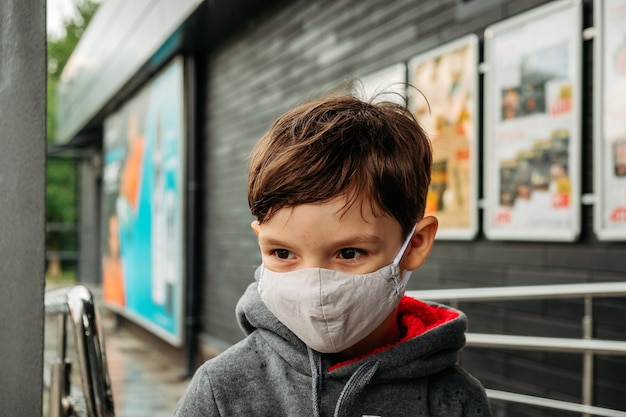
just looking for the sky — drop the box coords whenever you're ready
[47,0,78,39]
[47,0,105,39]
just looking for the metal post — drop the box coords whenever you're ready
[182,53,199,379]
[582,295,594,417]
[49,314,68,417]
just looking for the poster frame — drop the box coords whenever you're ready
[593,0,626,240]
[482,0,582,241]
[101,56,186,346]
[407,34,480,240]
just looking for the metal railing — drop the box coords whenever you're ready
[407,282,626,417]
[45,286,115,417]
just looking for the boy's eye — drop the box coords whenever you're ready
[338,248,364,260]
[272,249,293,259]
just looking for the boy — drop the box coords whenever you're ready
[174,95,490,416]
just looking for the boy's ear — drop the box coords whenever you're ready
[251,220,260,236]
[404,216,438,271]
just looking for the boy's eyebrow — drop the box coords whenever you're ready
[331,234,383,247]
[257,236,290,247]
[258,233,383,247]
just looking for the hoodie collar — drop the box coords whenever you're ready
[327,296,460,372]
[237,281,466,380]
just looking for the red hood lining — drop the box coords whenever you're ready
[328,295,458,372]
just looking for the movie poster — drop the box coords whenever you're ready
[408,35,479,239]
[594,0,626,240]
[483,0,581,241]
[102,57,185,345]
[355,63,406,104]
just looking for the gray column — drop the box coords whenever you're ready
[78,150,102,285]
[0,0,46,414]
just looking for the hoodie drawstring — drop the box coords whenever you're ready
[308,347,322,417]
[333,359,379,417]
[308,347,380,417]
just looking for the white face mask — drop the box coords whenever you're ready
[257,225,416,353]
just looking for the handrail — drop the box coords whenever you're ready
[407,281,626,302]
[486,389,626,417]
[407,282,626,416]
[45,286,115,417]
[465,333,626,355]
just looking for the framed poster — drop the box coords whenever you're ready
[483,0,582,241]
[354,62,407,104]
[594,0,626,240]
[102,57,186,345]
[408,35,479,239]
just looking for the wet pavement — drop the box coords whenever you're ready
[44,284,190,417]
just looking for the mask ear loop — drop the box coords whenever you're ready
[393,224,417,288]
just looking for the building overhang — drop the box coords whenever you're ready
[56,0,282,146]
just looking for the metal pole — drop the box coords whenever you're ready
[182,53,199,379]
[49,314,69,417]
[582,295,594,417]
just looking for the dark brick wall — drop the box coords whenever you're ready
[199,0,626,414]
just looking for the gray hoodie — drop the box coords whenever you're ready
[174,281,490,417]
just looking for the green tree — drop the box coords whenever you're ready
[46,0,99,279]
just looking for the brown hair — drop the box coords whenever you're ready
[247,95,432,236]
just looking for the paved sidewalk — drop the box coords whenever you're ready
[101,311,190,417]
[44,284,191,417]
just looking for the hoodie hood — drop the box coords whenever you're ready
[175,280,488,417]
[236,280,466,381]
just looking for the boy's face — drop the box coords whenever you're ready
[252,195,406,274]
